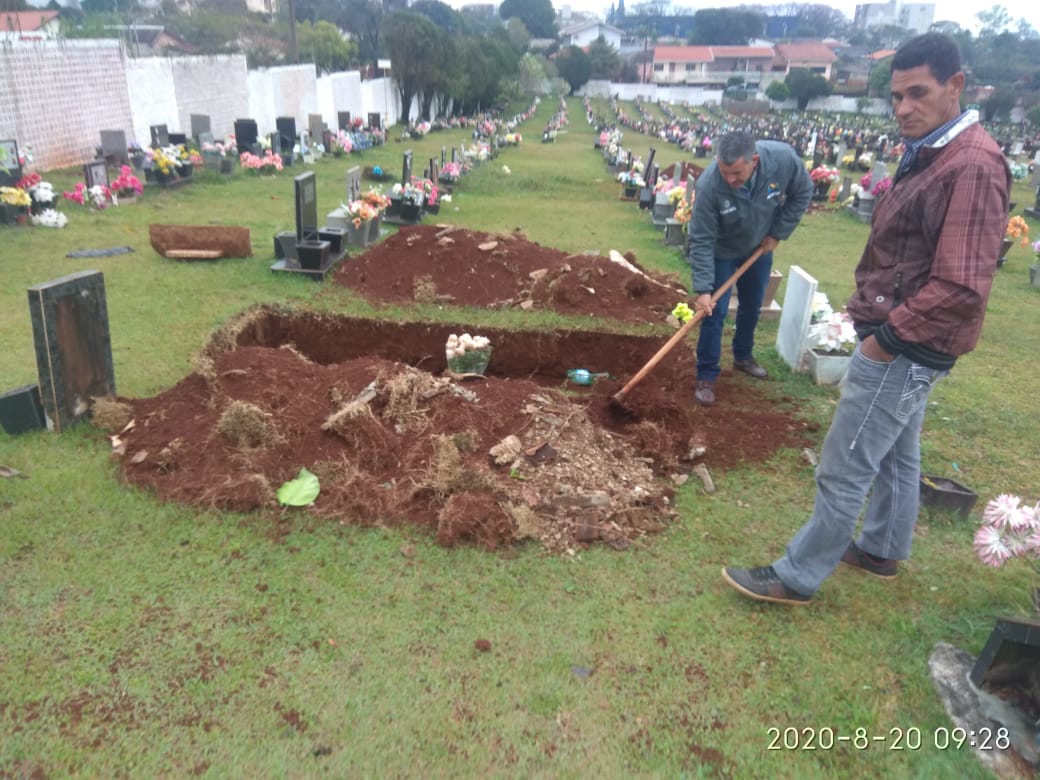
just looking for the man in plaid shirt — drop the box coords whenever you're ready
[723,32,1012,605]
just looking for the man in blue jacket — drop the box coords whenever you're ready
[686,131,813,405]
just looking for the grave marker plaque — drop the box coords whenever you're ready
[190,114,211,143]
[276,117,296,167]
[337,111,351,131]
[401,150,413,186]
[346,166,361,202]
[368,113,382,131]
[234,119,259,152]
[775,265,818,372]
[99,130,128,168]
[149,124,169,148]
[0,384,46,435]
[168,132,187,146]
[83,160,109,190]
[308,114,324,145]
[0,139,22,186]
[27,270,116,433]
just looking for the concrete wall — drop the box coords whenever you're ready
[0,39,133,172]
[1,39,404,173]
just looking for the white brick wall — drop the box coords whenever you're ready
[1,40,402,173]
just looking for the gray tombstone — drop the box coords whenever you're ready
[346,166,361,202]
[836,141,848,165]
[27,270,116,433]
[441,147,446,167]
[672,162,682,180]
[149,124,169,148]
[368,112,381,131]
[684,175,696,202]
[190,113,211,143]
[872,160,888,185]
[645,146,656,178]
[308,114,324,145]
[99,129,128,167]
[337,111,351,131]
[401,150,413,186]
[839,176,851,202]
[451,147,458,164]
[775,265,819,372]
[646,163,659,189]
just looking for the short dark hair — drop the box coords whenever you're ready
[717,131,756,165]
[891,32,962,83]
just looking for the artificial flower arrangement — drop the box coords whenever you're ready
[414,175,439,207]
[1033,238,1040,260]
[239,149,283,174]
[110,165,143,197]
[31,208,67,228]
[439,161,461,181]
[330,130,353,155]
[858,171,892,198]
[445,333,491,375]
[502,132,522,146]
[62,182,116,209]
[341,199,379,228]
[673,198,692,226]
[391,181,424,205]
[1006,215,1030,247]
[809,165,840,184]
[0,185,31,208]
[807,292,857,354]
[652,176,676,195]
[617,169,645,188]
[973,494,1040,605]
[667,185,686,205]
[148,147,179,175]
[360,187,391,212]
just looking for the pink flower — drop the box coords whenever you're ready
[983,493,1021,529]
[974,525,1012,567]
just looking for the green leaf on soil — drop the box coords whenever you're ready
[277,467,320,506]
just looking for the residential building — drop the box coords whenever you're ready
[1,11,61,41]
[772,42,838,80]
[649,45,774,88]
[559,19,625,50]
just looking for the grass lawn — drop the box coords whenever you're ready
[1,97,1038,778]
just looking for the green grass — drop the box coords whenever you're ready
[1,97,1038,778]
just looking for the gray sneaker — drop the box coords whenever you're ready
[721,565,812,605]
[840,542,898,579]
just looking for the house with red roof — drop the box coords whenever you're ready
[650,45,775,88]
[1,11,60,41]
[773,42,839,80]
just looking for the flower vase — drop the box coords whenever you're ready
[154,169,175,186]
[807,349,851,386]
[812,181,832,202]
[176,163,193,179]
[425,201,440,215]
[622,185,638,199]
[996,239,1013,268]
[399,202,421,222]
[387,197,402,218]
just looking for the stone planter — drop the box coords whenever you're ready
[399,202,422,222]
[920,475,978,517]
[806,349,850,386]
[621,185,638,199]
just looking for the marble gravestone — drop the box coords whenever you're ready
[27,271,116,432]
[99,130,128,168]
[775,265,818,372]
[190,114,211,144]
[308,114,324,147]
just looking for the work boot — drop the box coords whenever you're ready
[734,358,769,379]
[694,380,715,406]
[840,542,898,579]
[721,565,812,606]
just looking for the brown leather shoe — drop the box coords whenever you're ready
[694,380,715,406]
[734,358,768,379]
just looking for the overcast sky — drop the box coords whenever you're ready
[458,2,1040,35]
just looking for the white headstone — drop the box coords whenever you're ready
[776,265,818,372]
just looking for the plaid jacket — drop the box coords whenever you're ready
[847,120,1011,368]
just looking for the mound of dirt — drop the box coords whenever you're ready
[109,225,817,553]
[333,224,688,325]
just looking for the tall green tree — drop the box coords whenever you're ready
[498,0,557,38]
[586,36,621,80]
[297,19,357,74]
[555,45,590,95]
[381,10,442,124]
[784,67,832,109]
[690,9,764,45]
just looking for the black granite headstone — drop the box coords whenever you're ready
[346,166,361,202]
[0,384,46,435]
[276,117,296,167]
[167,132,187,147]
[337,111,351,131]
[234,119,259,152]
[27,270,116,433]
[368,113,381,131]
[441,147,446,167]
[308,114,324,146]
[294,171,320,242]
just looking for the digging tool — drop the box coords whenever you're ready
[611,247,767,407]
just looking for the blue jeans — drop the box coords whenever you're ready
[772,345,948,596]
[694,251,773,382]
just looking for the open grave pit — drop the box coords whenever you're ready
[108,306,815,552]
